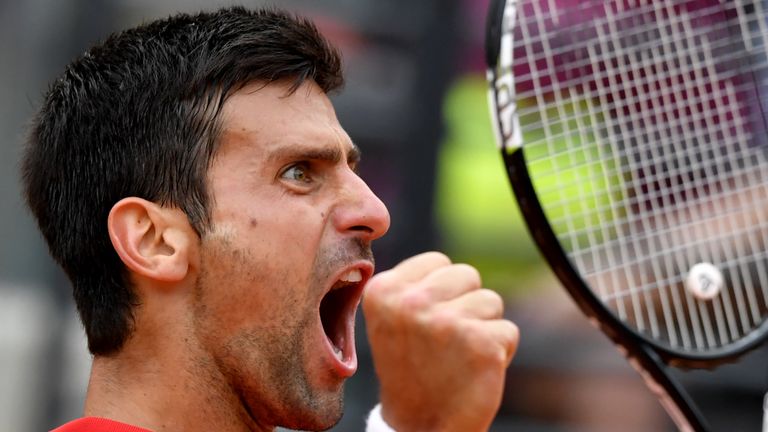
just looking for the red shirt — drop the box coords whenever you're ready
[51,417,152,432]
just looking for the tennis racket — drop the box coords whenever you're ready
[485,0,768,430]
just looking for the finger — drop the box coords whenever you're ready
[473,319,520,366]
[416,262,482,301]
[378,251,452,284]
[440,288,504,320]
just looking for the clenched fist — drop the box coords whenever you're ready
[363,252,519,432]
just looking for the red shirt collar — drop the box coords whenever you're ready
[51,417,153,432]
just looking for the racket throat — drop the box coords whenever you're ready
[625,345,710,432]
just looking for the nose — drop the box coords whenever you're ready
[333,170,390,242]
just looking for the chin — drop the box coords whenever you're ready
[280,397,345,432]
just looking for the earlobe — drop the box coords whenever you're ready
[108,197,192,282]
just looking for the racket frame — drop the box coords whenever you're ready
[479,0,768,429]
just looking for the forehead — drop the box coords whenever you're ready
[216,80,354,159]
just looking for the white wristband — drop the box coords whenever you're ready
[366,404,396,432]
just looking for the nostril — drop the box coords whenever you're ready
[350,225,373,233]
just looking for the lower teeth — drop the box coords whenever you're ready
[333,345,343,361]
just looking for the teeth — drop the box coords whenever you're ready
[339,268,362,283]
[333,344,343,361]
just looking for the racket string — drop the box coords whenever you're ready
[502,0,768,353]
[511,6,768,136]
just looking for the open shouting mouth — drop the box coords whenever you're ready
[318,265,370,376]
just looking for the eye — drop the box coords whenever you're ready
[280,163,313,183]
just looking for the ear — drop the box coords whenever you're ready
[108,197,194,282]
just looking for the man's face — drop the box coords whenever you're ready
[191,80,390,430]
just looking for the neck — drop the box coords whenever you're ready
[82,306,272,432]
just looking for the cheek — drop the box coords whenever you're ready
[196,199,329,335]
[263,206,327,248]
[194,236,321,344]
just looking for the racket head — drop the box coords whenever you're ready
[486,0,768,367]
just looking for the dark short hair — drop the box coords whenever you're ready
[22,6,343,355]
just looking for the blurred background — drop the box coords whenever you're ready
[1,1,766,431]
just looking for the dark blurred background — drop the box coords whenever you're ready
[1,1,764,431]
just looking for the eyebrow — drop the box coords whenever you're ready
[268,142,361,165]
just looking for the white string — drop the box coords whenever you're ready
[506,0,768,352]
[512,13,768,134]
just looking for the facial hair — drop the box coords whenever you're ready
[192,232,373,431]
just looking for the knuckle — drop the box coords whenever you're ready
[467,321,517,365]
[481,288,504,309]
[399,288,430,312]
[429,307,459,331]
[467,343,504,369]
[454,263,482,286]
[505,320,520,344]
[362,272,401,312]
[477,287,498,301]
[421,251,452,267]
[426,309,467,346]
[364,271,390,294]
